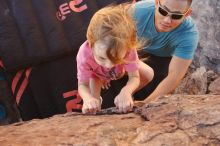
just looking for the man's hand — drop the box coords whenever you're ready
[145,56,192,101]
[133,100,146,107]
[114,90,134,113]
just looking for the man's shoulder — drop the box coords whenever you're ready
[170,17,199,59]
[133,0,155,14]
[133,0,155,22]
[170,18,199,45]
[169,17,198,42]
[178,17,198,34]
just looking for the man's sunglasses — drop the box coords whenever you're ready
[158,1,189,20]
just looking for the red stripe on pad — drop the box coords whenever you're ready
[63,90,82,112]
[15,68,32,104]
[0,60,3,68]
[12,70,24,94]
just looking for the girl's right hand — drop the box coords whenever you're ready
[82,97,102,114]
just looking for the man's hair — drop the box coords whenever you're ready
[87,4,142,64]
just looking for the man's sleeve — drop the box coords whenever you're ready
[174,30,199,60]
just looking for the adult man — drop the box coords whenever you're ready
[132,0,199,103]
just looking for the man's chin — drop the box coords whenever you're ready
[159,26,172,32]
[158,23,173,32]
[158,28,170,32]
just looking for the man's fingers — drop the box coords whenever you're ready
[133,101,145,107]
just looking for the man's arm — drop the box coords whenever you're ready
[143,56,192,103]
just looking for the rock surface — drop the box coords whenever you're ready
[175,67,208,94]
[0,1,220,145]
[175,67,220,95]
[191,0,220,74]
[0,94,220,146]
[208,77,220,94]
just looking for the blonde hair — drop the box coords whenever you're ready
[87,4,142,64]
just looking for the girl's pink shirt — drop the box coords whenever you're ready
[77,41,139,83]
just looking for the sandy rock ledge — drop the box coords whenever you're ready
[0,94,220,146]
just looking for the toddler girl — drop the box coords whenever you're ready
[77,4,154,114]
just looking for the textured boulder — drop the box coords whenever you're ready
[191,0,220,74]
[175,67,208,94]
[209,77,220,94]
[175,67,220,95]
[0,95,220,146]
[134,95,220,146]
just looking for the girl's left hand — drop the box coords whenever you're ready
[114,90,134,113]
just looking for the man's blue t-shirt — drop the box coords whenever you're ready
[133,0,199,59]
